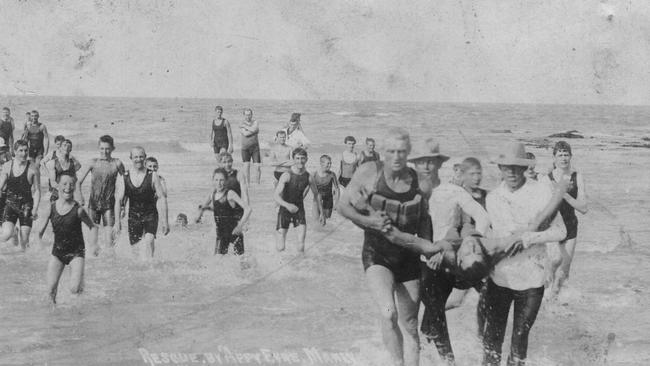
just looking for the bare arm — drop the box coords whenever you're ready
[228,191,252,235]
[309,174,323,221]
[46,160,58,193]
[30,166,41,215]
[331,173,340,208]
[8,119,14,155]
[563,172,588,214]
[76,160,94,205]
[273,173,296,211]
[42,125,49,156]
[114,175,125,232]
[37,203,52,239]
[152,173,169,235]
[196,193,214,223]
[0,162,9,191]
[237,171,249,205]
[209,120,215,145]
[457,194,490,236]
[225,120,233,153]
[336,163,391,232]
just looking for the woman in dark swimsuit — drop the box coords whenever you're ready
[210,106,233,157]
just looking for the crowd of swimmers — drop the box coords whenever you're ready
[0,105,588,365]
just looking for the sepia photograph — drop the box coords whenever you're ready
[0,1,648,365]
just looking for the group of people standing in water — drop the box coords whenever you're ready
[1,104,587,365]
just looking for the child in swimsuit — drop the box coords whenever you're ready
[196,168,252,255]
[312,155,339,225]
[39,173,98,304]
[338,136,357,187]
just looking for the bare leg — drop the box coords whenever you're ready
[0,221,16,243]
[253,163,261,185]
[19,226,31,251]
[139,233,155,260]
[242,162,251,186]
[366,265,404,366]
[446,288,470,310]
[68,257,85,295]
[276,228,287,251]
[554,238,577,294]
[395,280,421,366]
[46,255,65,304]
[296,224,306,253]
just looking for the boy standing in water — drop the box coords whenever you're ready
[40,173,98,304]
[196,168,252,255]
[41,135,65,167]
[0,140,41,250]
[269,130,293,186]
[77,135,125,251]
[274,148,320,252]
[210,105,233,158]
[219,152,249,205]
[145,157,168,197]
[312,155,339,225]
[338,136,357,187]
[21,110,49,169]
[240,108,261,185]
[357,137,380,166]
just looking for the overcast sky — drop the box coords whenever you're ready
[0,0,648,104]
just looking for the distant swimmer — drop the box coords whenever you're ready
[524,152,538,181]
[196,168,252,255]
[240,108,261,185]
[312,154,339,226]
[337,128,429,366]
[210,105,233,158]
[0,107,15,163]
[115,147,169,260]
[269,130,293,186]
[0,140,41,250]
[145,156,168,197]
[21,110,49,168]
[39,173,98,304]
[540,141,588,298]
[283,113,310,149]
[357,137,380,166]
[77,135,125,251]
[274,148,320,253]
[338,136,358,188]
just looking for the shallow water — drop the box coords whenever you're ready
[0,96,649,365]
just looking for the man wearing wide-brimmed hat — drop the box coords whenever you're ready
[409,138,490,363]
[482,142,567,366]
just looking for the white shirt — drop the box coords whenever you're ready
[284,128,310,149]
[486,179,566,290]
[429,182,490,241]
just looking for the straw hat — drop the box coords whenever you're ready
[407,138,450,162]
[491,142,536,166]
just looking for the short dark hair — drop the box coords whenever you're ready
[212,167,228,179]
[63,139,73,148]
[290,113,301,122]
[14,139,29,150]
[276,130,287,137]
[365,137,375,144]
[2,107,9,112]
[462,157,482,170]
[145,156,158,164]
[320,154,331,162]
[218,151,233,162]
[525,152,536,160]
[344,136,356,144]
[98,135,114,148]
[31,110,39,115]
[215,105,223,111]
[54,135,65,143]
[57,171,77,184]
[292,147,308,158]
[553,141,572,156]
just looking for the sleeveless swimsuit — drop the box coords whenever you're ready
[212,119,229,153]
[213,189,244,255]
[277,170,310,230]
[89,158,121,214]
[357,151,380,166]
[339,154,356,187]
[51,202,85,265]
[314,171,336,211]
[124,170,158,245]
[3,161,34,227]
[361,164,422,283]
[49,157,78,202]
[241,121,261,163]
[25,124,45,159]
[549,171,579,240]
[224,169,243,218]
[0,119,13,160]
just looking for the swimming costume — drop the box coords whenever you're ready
[361,162,422,283]
[124,170,158,245]
[24,123,45,159]
[549,171,579,240]
[224,169,244,218]
[357,151,380,166]
[276,170,310,230]
[49,157,78,202]
[340,153,356,181]
[241,122,261,163]
[3,161,33,227]
[212,119,229,153]
[51,202,85,265]
[273,171,284,181]
[0,118,13,149]
[213,189,244,255]
[314,171,336,210]
[88,158,122,219]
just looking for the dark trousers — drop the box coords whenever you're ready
[482,279,544,366]
[420,266,456,363]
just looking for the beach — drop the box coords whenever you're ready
[0,95,649,365]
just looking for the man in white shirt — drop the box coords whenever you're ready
[483,143,566,366]
[284,113,310,149]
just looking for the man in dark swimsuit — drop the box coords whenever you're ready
[0,140,41,250]
[274,147,320,252]
[337,128,429,366]
[77,135,125,252]
[0,107,15,163]
[115,147,169,260]
[210,105,233,158]
[240,108,261,185]
[21,110,49,168]
[357,137,381,166]
[312,154,339,225]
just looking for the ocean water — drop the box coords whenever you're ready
[0,95,649,365]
